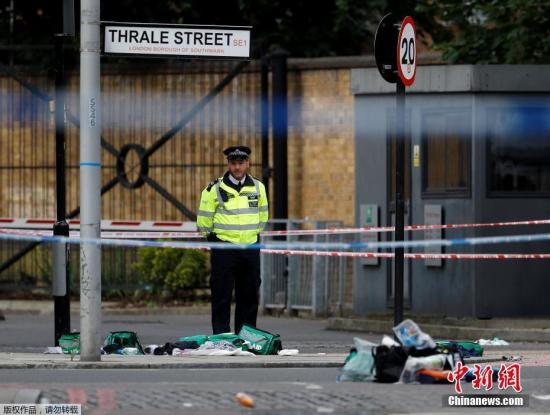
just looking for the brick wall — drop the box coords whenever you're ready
[0,57,371,225]
[288,65,355,225]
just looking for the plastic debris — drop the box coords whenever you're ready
[416,368,451,384]
[278,349,299,356]
[393,319,436,350]
[502,355,523,362]
[381,335,399,347]
[235,392,255,408]
[337,337,377,382]
[179,341,255,356]
[477,337,509,346]
[400,354,449,383]
[44,346,63,354]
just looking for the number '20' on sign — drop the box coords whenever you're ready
[397,16,416,86]
[401,38,415,68]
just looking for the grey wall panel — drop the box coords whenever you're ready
[353,96,393,314]
[353,68,550,318]
[473,95,550,317]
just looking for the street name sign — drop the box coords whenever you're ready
[101,22,251,59]
[397,16,416,86]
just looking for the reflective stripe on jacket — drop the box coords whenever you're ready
[196,174,268,244]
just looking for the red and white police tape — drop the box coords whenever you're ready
[1,217,550,237]
[261,249,550,260]
[0,228,549,260]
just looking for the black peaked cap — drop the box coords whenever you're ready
[223,145,251,160]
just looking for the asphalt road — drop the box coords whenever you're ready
[1,367,550,414]
[1,313,550,414]
[0,313,378,353]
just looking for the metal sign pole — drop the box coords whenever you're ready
[80,0,102,361]
[53,2,71,346]
[394,79,406,327]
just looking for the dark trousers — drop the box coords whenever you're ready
[210,247,261,334]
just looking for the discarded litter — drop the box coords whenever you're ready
[238,325,283,355]
[121,347,140,355]
[144,344,160,355]
[337,337,376,382]
[235,392,255,408]
[102,331,145,355]
[178,341,255,356]
[477,337,509,346]
[399,354,449,384]
[436,340,484,358]
[372,344,409,383]
[393,319,436,350]
[502,355,523,362]
[44,346,63,354]
[381,335,399,347]
[278,349,299,356]
[338,319,478,385]
[416,368,451,384]
[58,332,80,354]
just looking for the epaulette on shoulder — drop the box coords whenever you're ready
[206,178,219,192]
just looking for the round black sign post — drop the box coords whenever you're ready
[374,13,400,84]
[374,14,416,329]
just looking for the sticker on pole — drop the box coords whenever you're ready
[397,16,416,86]
[102,22,251,59]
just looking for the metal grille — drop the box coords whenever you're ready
[260,220,350,317]
[0,61,262,294]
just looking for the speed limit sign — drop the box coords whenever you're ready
[397,16,416,86]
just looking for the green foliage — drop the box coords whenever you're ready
[133,247,209,296]
[415,0,550,63]
[6,1,547,63]
[1,0,388,58]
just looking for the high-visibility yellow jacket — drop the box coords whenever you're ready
[197,173,268,244]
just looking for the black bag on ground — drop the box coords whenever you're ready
[372,345,408,383]
[408,345,439,358]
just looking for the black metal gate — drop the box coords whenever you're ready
[0,58,264,294]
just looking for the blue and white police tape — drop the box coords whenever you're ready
[0,229,550,251]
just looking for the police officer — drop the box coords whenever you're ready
[197,146,269,334]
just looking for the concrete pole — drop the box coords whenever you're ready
[79,0,102,361]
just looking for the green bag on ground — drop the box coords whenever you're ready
[238,325,282,355]
[436,340,483,358]
[103,331,145,355]
[178,333,249,351]
[58,332,80,354]
[178,335,210,346]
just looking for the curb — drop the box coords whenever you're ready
[327,318,550,342]
[0,352,348,370]
[0,361,344,369]
[0,358,501,370]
